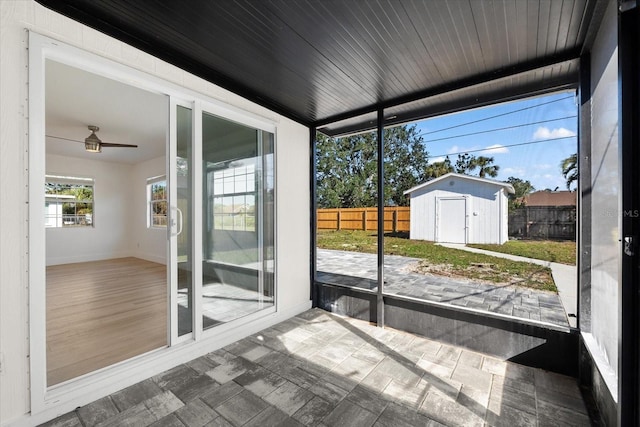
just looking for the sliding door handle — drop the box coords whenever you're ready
[175,207,183,236]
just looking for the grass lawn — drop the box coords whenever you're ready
[317,230,556,292]
[468,240,576,265]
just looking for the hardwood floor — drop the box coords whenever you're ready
[46,257,167,386]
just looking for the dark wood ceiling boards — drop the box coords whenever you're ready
[36,0,606,132]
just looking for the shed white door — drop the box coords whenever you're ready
[437,198,467,243]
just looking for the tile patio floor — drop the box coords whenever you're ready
[317,249,570,327]
[41,308,591,427]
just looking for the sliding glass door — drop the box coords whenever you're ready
[170,100,275,342]
[174,104,194,338]
[201,111,274,328]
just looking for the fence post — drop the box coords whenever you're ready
[363,209,367,231]
[393,209,397,233]
[337,209,341,231]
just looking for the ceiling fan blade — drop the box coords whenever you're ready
[46,135,84,143]
[46,135,138,148]
[100,142,138,148]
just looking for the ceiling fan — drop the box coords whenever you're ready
[46,125,138,153]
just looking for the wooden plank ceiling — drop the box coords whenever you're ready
[36,0,606,135]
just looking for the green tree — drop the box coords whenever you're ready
[474,155,500,178]
[316,131,377,208]
[316,124,429,208]
[425,153,502,180]
[561,153,578,190]
[430,153,500,179]
[425,156,454,179]
[383,125,430,206]
[505,176,535,211]
[454,153,477,174]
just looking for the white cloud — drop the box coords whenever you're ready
[533,126,576,140]
[503,167,527,176]
[447,146,460,154]
[534,163,552,170]
[429,156,446,164]
[480,144,509,155]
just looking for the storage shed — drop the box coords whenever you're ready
[403,173,515,244]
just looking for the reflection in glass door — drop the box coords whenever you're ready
[201,112,274,328]
[176,105,193,336]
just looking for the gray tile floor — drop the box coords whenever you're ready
[41,309,591,427]
[317,249,570,327]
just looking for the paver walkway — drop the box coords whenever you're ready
[41,308,591,427]
[317,249,570,327]
[437,244,577,328]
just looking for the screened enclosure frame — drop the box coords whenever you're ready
[311,97,581,332]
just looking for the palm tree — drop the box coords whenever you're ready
[561,153,578,190]
[475,156,499,178]
[425,156,454,179]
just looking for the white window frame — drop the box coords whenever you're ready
[147,175,167,228]
[45,174,95,228]
[211,163,256,232]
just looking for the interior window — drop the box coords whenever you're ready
[45,175,94,227]
[211,164,255,231]
[147,176,167,227]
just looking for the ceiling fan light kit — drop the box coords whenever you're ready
[84,126,102,152]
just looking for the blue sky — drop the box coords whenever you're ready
[413,91,578,191]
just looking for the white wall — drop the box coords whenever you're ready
[46,153,168,266]
[587,0,619,396]
[45,154,134,265]
[0,2,310,425]
[130,156,167,264]
[0,2,31,423]
[408,177,507,244]
[276,120,311,310]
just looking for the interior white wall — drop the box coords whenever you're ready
[130,155,167,265]
[1,2,310,425]
[588,0,619,396]
[45,154,134,266]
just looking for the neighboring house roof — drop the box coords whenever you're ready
[523,191,577,207]
[403,172,515,195]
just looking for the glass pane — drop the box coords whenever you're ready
[45,179,94,227]
[201,112,274,328]
[315,117,379,293]
[382,92,577,327]
[177,105,193,336]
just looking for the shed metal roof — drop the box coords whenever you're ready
[35,0,607,134]
[404,173,516,195]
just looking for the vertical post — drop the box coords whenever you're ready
[310,126,318,305]
[618,3,640,424]
[376,109,385,328]
[363,209,367,231]
[337,209,341,231]
[393,209,398,233]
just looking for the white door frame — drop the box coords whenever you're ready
[28,32,279,421]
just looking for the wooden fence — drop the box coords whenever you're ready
[318,205,577,240]
[508,206,576,240]
[317,207,410,233]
